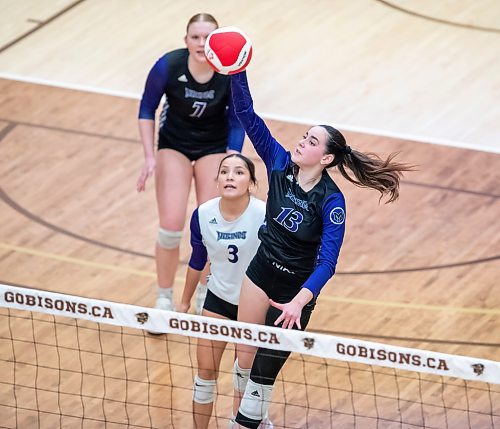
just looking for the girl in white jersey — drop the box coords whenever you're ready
[179,154,268,429]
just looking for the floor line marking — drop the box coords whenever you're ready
[2,242,497,315]
[1,72,498,154]
[0,242,155,278]
[320,295,500,316]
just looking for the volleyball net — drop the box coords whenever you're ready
[1,283,499,429]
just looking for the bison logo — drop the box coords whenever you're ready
[472,363,484,376]
[135,312,149,325]
[303,337,315,350]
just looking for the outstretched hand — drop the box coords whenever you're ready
[269,299,303,330]
[136,157,156,192]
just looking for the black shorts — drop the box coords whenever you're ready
[158,133,226,162]
[246,247,316,309]
[203,289,238,321]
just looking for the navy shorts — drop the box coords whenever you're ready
[158,133,226,162]
[203,289,238,321]
[246,248,316,310]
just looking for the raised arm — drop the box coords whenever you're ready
[226,94,245,152]
[230,72,288,176]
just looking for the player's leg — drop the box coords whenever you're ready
[192,153,226,313]
[231,276,270,421]
[154,149,193,311]
[234,305,313,428]
[193,152,225,204]
[193,308,229,429]
[236,276,270,374]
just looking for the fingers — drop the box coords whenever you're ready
[284,317,299,330]
[269,299,283,309]
[136,176,146,192]
[136,167,153,192]
[281,317,292,329]
[274,311,301,329]
[271,300,303,330]
[273,312,285,327]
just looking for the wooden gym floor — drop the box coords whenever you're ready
[0,1,499,428]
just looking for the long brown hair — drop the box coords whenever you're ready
[320,125,414,203]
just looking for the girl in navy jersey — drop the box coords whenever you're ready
[137,13,245,314]
[178,154,268,429]
[229,71,412,429]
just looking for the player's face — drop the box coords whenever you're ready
[185,21,217,63]
[217,157,253,199]
[292,126,329,167]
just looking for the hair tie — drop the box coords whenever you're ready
[343,146,352,155]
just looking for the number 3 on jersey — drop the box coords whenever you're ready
[227,244,239,263]
[274,207,303,232]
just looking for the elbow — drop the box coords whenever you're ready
[319,260,336,278]
[138,109,155,121]
[233,102,254,117]
[329,263,337,278]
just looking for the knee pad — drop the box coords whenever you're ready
[193,374,216,404]
[233,359,250,393]
[157,228,182,249]
[238,379,273,422]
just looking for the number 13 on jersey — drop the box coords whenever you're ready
[274,207,303,233]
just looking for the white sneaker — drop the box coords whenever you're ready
[155,295,174,311]
[147,293,174,335]
[195,285,207,315]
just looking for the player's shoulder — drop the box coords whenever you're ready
[150,48,187,76]
[321,188,346,228]
[249,196,266,210]
[318,172,341,198]
[164,48,188,61]
[318,175,345,208]
[198,197,221,213]
[270,151,292,173]
[245,196,266,218]
[161,48,188,71]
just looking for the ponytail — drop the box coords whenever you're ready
[320,125,414,203]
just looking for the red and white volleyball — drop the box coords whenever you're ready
[204,27,252,75]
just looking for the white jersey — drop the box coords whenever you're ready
[194,196,265,305]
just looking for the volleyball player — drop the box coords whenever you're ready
[228,71,413,429]
[137,13,245,314]
[178,154,271,429]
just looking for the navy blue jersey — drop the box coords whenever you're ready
[139,48,244,152]
[230,72,346,298]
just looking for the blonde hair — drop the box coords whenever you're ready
[186,13,218,33]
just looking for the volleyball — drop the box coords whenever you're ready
[204,26,252,75]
